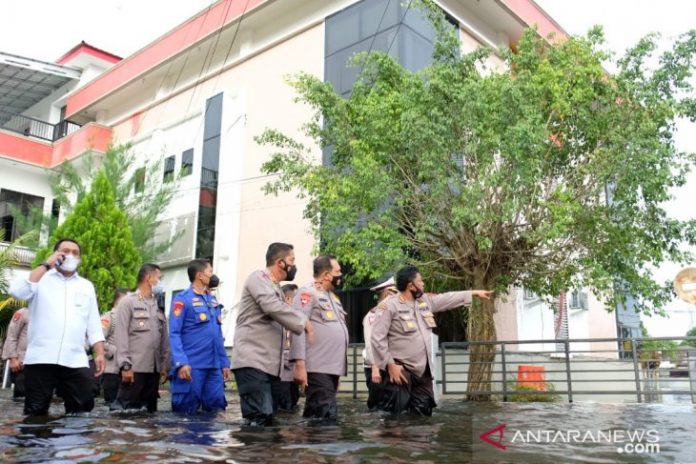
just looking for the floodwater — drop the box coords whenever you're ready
[0,389,694,463]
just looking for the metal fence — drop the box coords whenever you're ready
[338,337,696,403]
[0,109,80,141]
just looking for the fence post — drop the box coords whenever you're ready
[688,349,696,404]
[501,343,507,402]
[564,340,573,403]
[441,344,447,395]
[631,338,642,403]
[352,345,358,399]
[2,361,10,389]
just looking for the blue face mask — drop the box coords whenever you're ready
[152,281,165,296]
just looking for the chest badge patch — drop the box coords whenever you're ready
[325,310,335,320]
[138,321,145,327]
[199,312,208,322]
[300,292,312,307]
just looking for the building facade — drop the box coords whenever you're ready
[2,0,576,343]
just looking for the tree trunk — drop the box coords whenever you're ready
[466,273,497,401]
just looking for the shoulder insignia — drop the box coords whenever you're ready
[368,313,377,325]
[173,300,184,317]
[300,292,312,308]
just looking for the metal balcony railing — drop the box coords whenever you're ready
[0,109,81,142]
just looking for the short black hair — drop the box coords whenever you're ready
[187,259,211,282]
[265,242,294,266]
[53,238,81,254]
[137,263,161,284]
[112,288,129,307]
[396,265,420,291]
[313,255,336,277]
[281,283,298,296]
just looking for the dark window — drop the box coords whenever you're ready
[196,93,223,262]
[181,149,193,176]
[0,189,44,242]
[50,198,60,235]
[133,167,146,194]
[163,155,175,182]
[324,0,453,99]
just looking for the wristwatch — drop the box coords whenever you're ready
[121,363,132,371]
[40,262,51,271]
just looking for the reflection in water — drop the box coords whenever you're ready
[0,389,694,463]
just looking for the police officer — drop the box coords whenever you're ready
[231,242,314,426]
[278,283,300,412]
[2,307,29,398]
[169,259,230,414]
[291,255,348,420]
[371,265,493,416]
[113,264,170,412]
[101,288,129,404]
[363,276,397,408]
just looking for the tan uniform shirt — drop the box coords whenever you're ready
[231,270,308,377]
[2,308,28,363]
[101,308,120,374]
[114,292,170,374]
[362,307,380,367]
[371,291,473,377]
[290,283,349,377]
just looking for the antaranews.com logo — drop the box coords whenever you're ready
[479,423,660,455]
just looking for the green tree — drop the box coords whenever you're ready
[16,143,180,262]
[257,2,696,399]
[33,170,141,313]
[684,327,696,348]
[0,229,36,341]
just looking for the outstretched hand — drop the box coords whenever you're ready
[472,290,494,300]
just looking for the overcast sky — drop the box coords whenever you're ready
[1,0,694,335]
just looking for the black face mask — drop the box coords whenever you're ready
[282,260,297,281]
[331,274,344,290]
[209,274,220,289]
[410,285,424,300]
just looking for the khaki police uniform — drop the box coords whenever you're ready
[1,308,29,398]
[113,291,170,412]
[290,282,348,419]
[231,270,308,425]
[100,308,120,403]
[370,291,473,416]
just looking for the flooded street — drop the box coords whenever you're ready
[0,389,694,463]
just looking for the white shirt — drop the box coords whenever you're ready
[9,269,105,368]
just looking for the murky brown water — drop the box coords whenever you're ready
[0,388,694,463]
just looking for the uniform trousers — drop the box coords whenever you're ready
[233,367,280,426]
[23,364,95,416]
[112,372,159,412]
[171,368,226,414]
[303,372,338,420]
[372,365,436,416]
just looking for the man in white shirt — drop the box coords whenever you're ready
[9,238,106,416]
